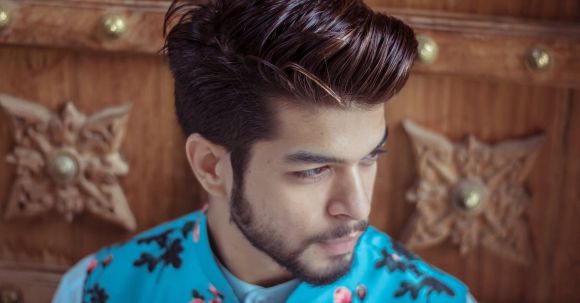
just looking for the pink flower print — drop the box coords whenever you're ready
[334,286,352,303]
[392,253,401,262]
[193,223,200,243]
[209,299,222,303]
[87,258,98,273]
[190,299,204,303]
[356,285,367,300]
[209,283,221,297]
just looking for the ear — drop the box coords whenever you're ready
[185,133,230,198]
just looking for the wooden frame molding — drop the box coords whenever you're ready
[0,1,578,87]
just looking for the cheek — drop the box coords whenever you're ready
[365,165,378,195]
[278,185,328,224]
[245,170,329,236]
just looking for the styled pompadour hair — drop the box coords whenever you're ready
[163,0,417,182]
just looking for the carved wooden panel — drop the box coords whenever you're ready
[1,1,579,87]
[401,120,544,265]
[371,73,576,302]
[0,0,578,302]
[0,45,202,302]
[0,93,136,231]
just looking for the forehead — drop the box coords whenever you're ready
[253,101,386,162]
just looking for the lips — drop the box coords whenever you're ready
[319,232,361,255]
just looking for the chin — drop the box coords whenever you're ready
[293,253,354,286]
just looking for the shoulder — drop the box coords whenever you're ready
[93,210,202,260]
[82,211,205,300]
[353,226,470,302]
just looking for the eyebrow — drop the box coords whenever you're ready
[284,126,389,165]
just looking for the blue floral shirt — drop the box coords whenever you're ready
[53,209,476,303]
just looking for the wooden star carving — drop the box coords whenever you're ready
[401,120,544,265]
[0,93,136,231]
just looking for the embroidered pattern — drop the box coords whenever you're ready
[83,215,201,301]
[189,283,224,303]
[133,238,184,272]
[394,277,454,301]
[375,250,421,276]
[79,210,463,302]
[132,219,196,272]
[375,243,455,302]
[84,283,110,303]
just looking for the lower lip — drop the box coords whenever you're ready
[319,234,359,255]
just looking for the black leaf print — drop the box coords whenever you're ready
[84,283,110,303]
[375,246,456,301]
[394,276,455,301]
[181,220,194,238]
[133,252,159,272]
[136,228,175,248]
[161,239,184,269]
[375,249,421,276]
[133,239,184,272]
[392,240,419,261]
[394,281,419,299]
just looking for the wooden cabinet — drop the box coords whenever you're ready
[0,0,578,302]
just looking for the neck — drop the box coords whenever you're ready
[206,199,294,287]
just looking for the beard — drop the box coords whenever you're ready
[229,182,368,285]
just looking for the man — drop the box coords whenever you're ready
[53,0,477,302]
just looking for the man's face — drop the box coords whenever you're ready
[230,102,387,285]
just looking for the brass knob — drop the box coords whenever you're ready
[0,286,22,303]
[48,152,78,183]
[417,35,438,64]
[0,8,10,30]
[526,47,551,71]
[452,179,488,214]
[101,14,127,38]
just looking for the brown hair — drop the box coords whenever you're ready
[163,0,417,185]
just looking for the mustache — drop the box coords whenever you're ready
[309,220,369,244]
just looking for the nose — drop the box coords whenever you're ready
[327,166,371,221]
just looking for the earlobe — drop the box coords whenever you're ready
[185,133,229,198]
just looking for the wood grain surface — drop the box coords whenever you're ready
[0,47,203,267]
[0,0,578,302]
[1,1,578,88]
[368,0,580,21]
[373,73,577,302]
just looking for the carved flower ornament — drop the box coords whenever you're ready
[401,120,544,264]
[0,93,136,230]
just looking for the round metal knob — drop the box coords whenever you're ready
[0,8,10,30]
[0,286,22,303]
[526,47,551,71]
[452,179,488,213]
[417,35,438,64]
[48,153,78,183]
[101,14,127,38]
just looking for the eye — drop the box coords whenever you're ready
[292,166,330,179]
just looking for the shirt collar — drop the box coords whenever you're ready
[216,257,300,303]
[193,209,300,303]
